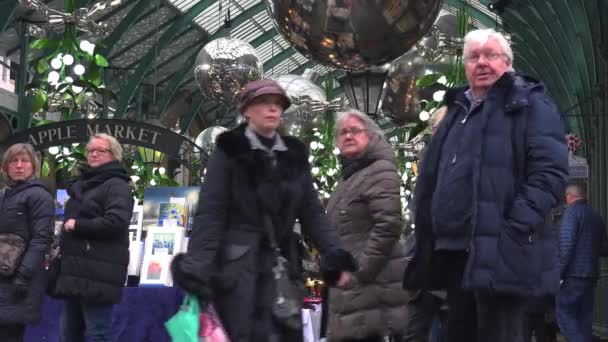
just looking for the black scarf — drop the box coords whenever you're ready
[339,155,375,180]
[68,160,129,199]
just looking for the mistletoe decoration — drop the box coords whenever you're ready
[24,0,115,121]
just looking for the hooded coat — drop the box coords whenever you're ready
[0,180,54,324]
[326,135,408,341]
[406,72,568,297]
[52,161,133,304]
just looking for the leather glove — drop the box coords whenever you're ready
[170,253,213,301]
[320,248,358,286]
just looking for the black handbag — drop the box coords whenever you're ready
[0,189,27,277]
[0,233,26,277]
[262,213,304,331]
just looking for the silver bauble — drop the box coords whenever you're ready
[194,38,263,107]
[381,49,454,126]
[416,11,459,62]
[272,74,326,138]
[264,0,443,70]
[195,126,228,157]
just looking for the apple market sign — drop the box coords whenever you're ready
[0,119,202,169]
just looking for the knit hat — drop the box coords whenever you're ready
[238,79,291,113]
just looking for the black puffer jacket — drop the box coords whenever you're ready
[53,161,133,304]
[0,180,54,324]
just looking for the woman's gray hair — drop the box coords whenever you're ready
[463,29,515,72]
[335,109,384,139]
[1,143,40,181]
[88,133,123,161]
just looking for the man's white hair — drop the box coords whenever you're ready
[463,29,515,72]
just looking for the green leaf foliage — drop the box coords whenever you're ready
[94,54,109,67]
[32,91,47,113]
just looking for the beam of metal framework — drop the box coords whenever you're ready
[211,2,266,39]
[180,94,206,133]
[113,0,214,118]
[16,21,30,129]
[0,0,17,32]
[142,39,205,78]
[263,47,295,71]
[249,29,278,48]
[109,6,179,61]
[157,47,203,114]
[99,0,150,56]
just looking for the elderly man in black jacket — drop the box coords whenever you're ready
[558,183,608,341]
[52,133,133,342]
[404,29,568,342]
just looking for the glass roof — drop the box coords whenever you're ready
[165,0,501,88]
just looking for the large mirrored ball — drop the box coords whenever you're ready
[194,38,263,107]
[381,49,454,126]
[416,11,459,61]
[264,0,443,70]
[272,74,327,138]
[195,126,229,157]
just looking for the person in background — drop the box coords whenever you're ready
[325,109,407,342]
[0,143,54,342]
[430,106,448,136]
[557,183,608,342]
[171,79,357,342]
[403,106,449,342]
[52,134,133,342]
[404,28,568,342]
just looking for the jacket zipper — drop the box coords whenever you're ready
[453,100,482,289]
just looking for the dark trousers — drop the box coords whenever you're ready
[0,324,25,342]
[403,290,443,342]
[440,251,528,342]
[61,298,114,342]
[557,277,595,342]
[525,312,558,342]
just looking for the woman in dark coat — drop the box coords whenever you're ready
[52,133,133,342]
[171,79,357,342]
[0,143,54,342]
[326,110,407,341]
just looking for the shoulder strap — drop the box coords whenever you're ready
[262,213,281,256]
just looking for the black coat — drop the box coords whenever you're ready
[172,125,356,342]
[406,73,568,297]
[53,161,133,304]
[0,180,54,324]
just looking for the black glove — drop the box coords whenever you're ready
[320,248,358,286]
[12,272,30,300]
[170,253,213,300]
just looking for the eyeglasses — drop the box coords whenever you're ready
[465,52,506,63]
[86,148,110,155]
[338,127,366,138]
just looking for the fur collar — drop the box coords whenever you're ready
[216,123,308,168]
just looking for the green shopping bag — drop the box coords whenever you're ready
[165,293,200,342]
